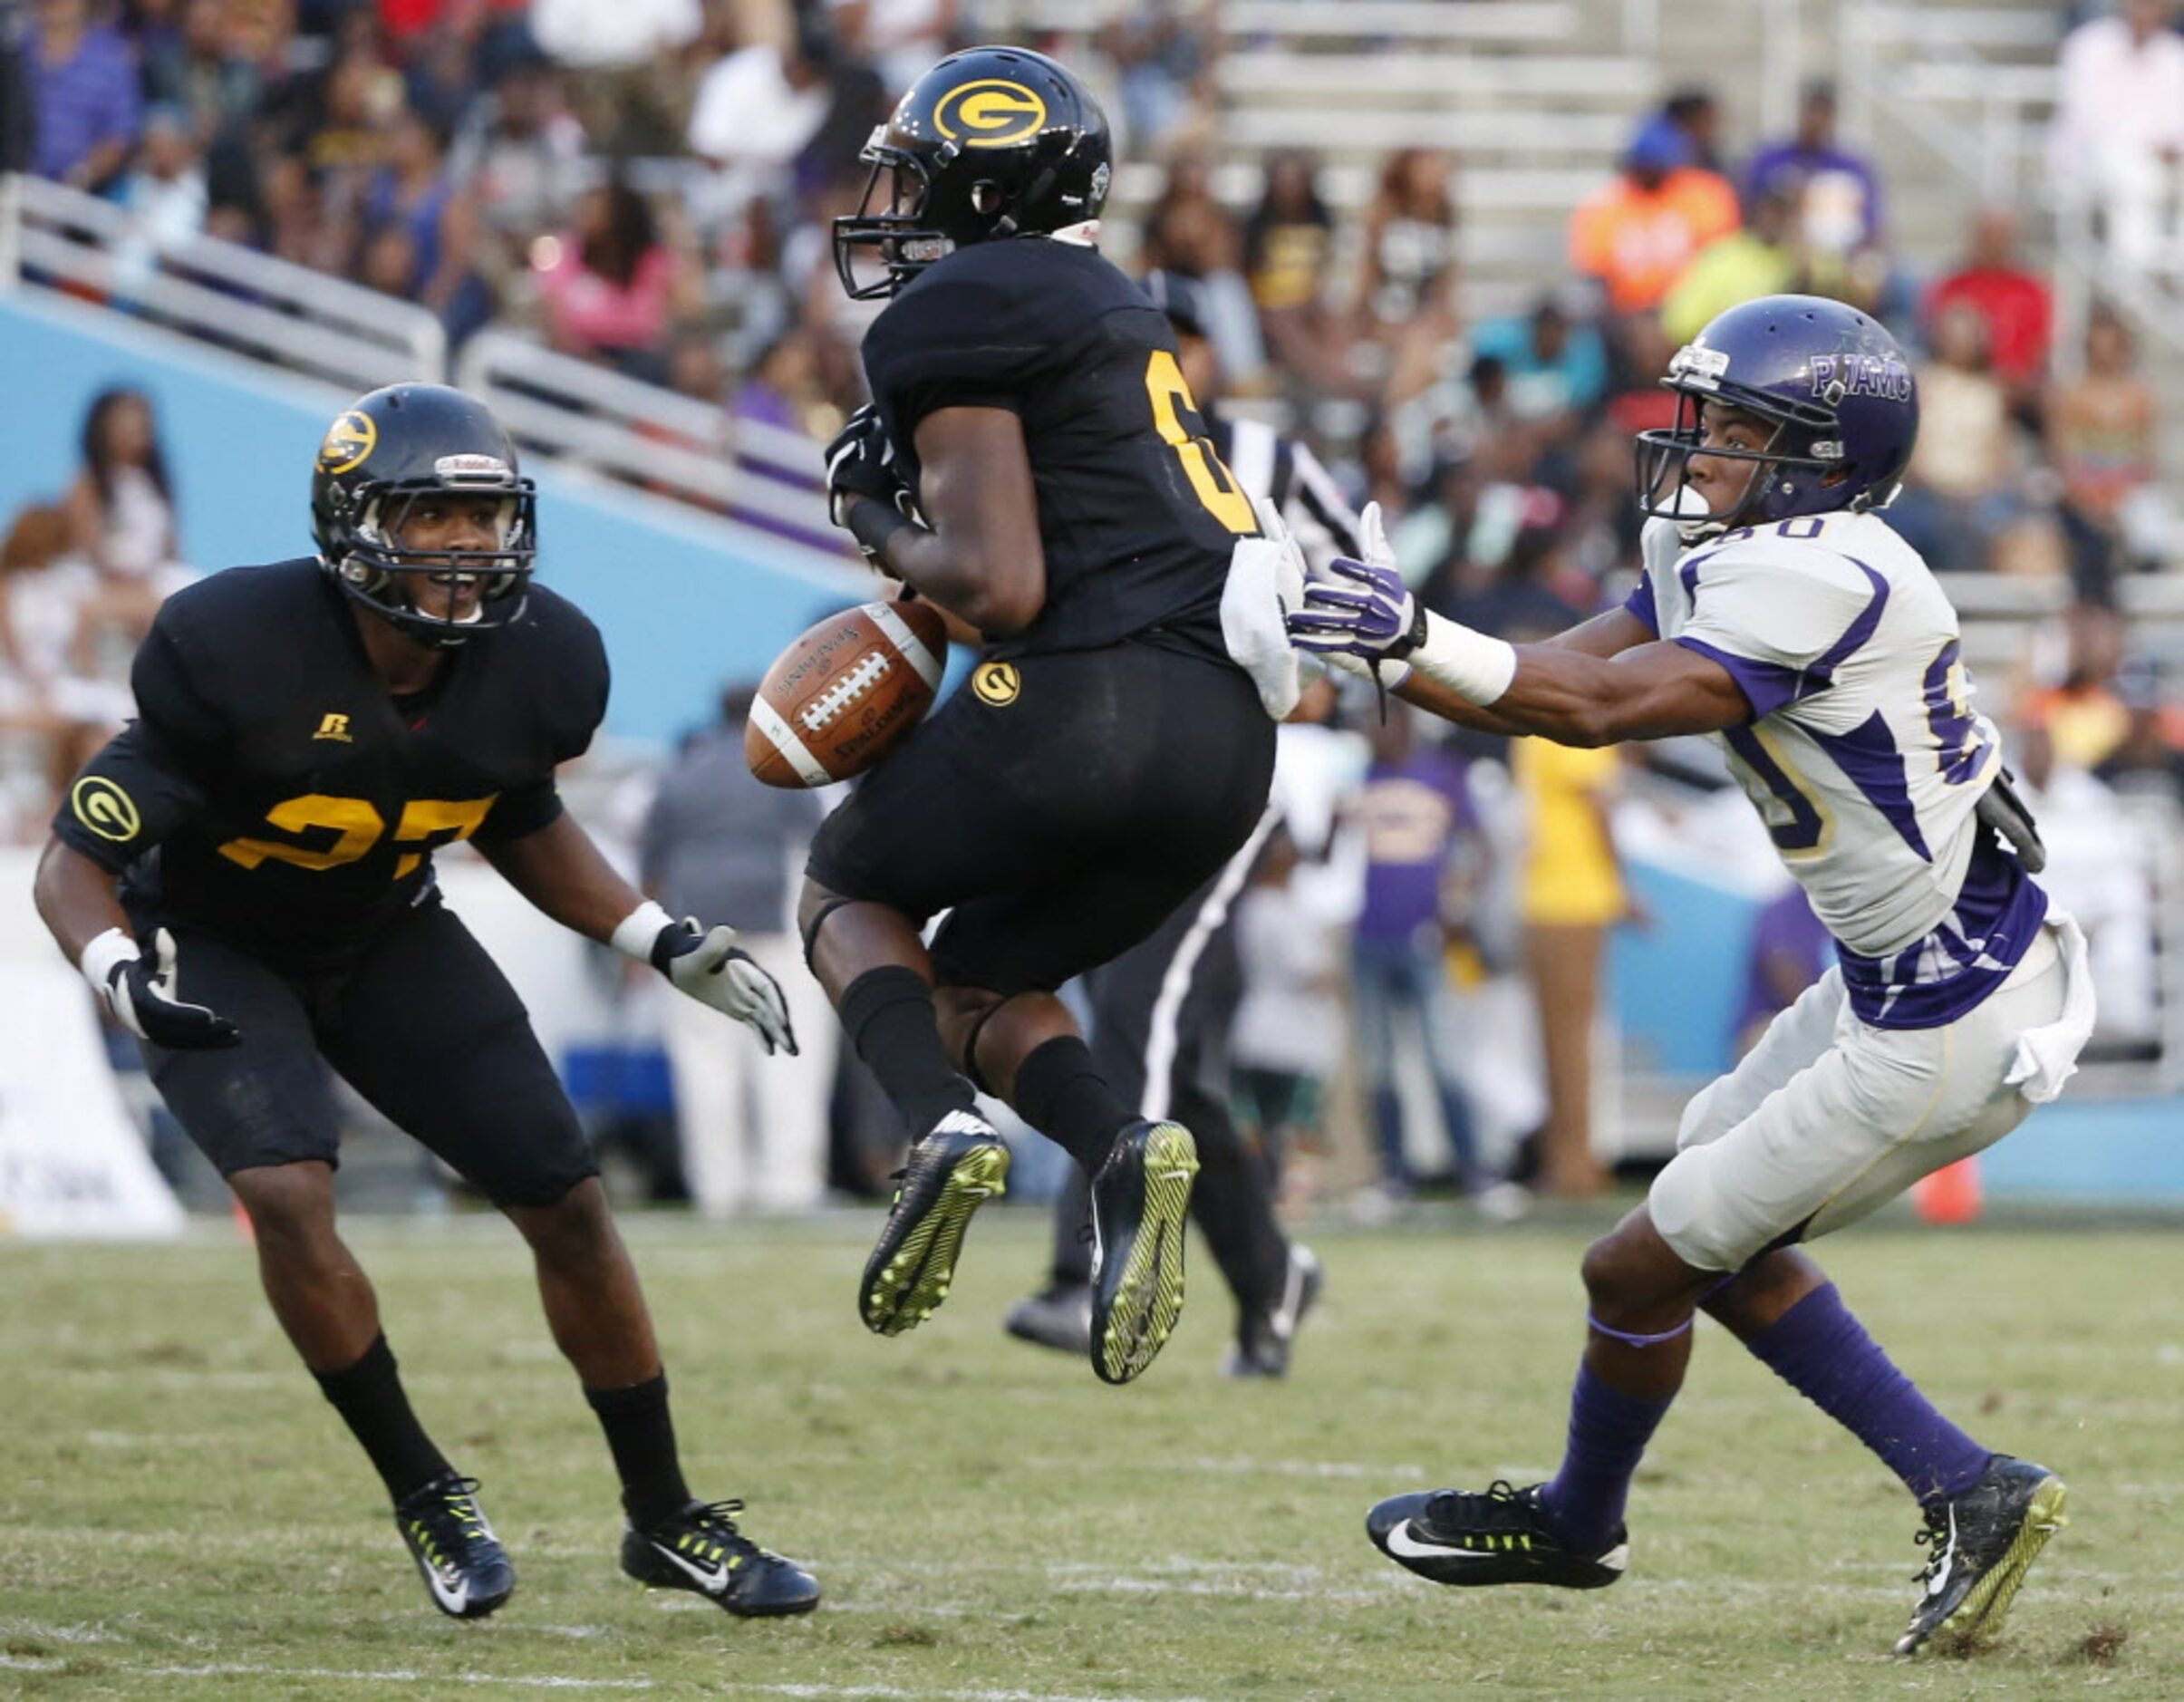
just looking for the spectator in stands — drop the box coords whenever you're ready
[1242,151,1347,395]
[452,50,589,282]
[362,108,492,346]
[1140,154,1265,390]
[639,682,833,1216]
[2021,600,2132,769]
[1514,735,1629,1199]
[1569,122,1738,318]
[686,12,836,208]
[1744,79,1882,259]
[826,0,957,101]
[1468,294,1609,430]
[27,0,142,190]
[1353,148,1462,406]
[1730,885,1833,1058]
[1662,85,1725,175]
[536,177,700,382]
[0,501,128,830]
[1098,0,1218,160]
[1348,701,1485,1206]
[1927,207,2054,404]
[2051,0,2184,272]
[2096,658,2184,807]
[528,0,702,157]
[113,103,208,295]
[1660,185,1802,346]
[1891,304,2024,572]
[2047,308,2164,601]
[141,0,262,145]
[66,388,180,591]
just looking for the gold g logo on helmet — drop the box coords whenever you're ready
[317,411,378,475]
[933,80,1049,149]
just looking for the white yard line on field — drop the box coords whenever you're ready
[0,1656,1224,1702]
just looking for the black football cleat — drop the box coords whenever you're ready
[1004,1281,1094,1356]
[859,1109,1010,1336]
[1223,1243,1323,1378]
[394,1474,516,1620]
[1087,1119,1200,1385]
[1894,1455,2067,1656]
[622,1498,820,1619]
[1367,1482,1628,1591]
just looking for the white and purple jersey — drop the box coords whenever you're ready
[1627,510,2046,1029]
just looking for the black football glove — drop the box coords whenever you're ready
[824,405,920,559]
[651,919,798,1057]
[97,928,242,1049]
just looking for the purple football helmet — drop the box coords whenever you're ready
[1635,294,1918,538]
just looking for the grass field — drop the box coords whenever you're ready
[2,1205,2179,1700]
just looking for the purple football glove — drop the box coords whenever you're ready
[1286,552,1422,660]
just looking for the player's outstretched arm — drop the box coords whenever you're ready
[828,406,1046,637]
[34,838,240,1048]
[1290,551,1747,745]
[482,814,797,1056]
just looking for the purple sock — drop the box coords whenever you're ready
[1538,1361,1673,1556]
[1744,1281,1989,1503]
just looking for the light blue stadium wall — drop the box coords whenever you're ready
[0,292,865,748]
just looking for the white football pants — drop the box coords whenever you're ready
[1650,914,2092,1272]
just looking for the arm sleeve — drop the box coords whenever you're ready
[1672,546,1885,720]
[55,595,237,867]
[52,719,210,873]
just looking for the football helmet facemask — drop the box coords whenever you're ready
[310,383,536,649]
[833,45,1113,301]
[1635,294,1918,543]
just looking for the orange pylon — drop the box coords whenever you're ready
[1914,1156,1982,1225]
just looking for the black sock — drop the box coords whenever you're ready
[1013,1035,1135,1172]
[838,965,978,1133]
[313,1334,452,1504]
[585,1373,693,1527]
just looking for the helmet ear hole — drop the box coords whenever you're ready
[971,180,1002,216]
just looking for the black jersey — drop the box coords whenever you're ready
[861,237,1257,663]
[53,560,607,971]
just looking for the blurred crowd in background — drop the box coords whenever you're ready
[3,0,2182,1215]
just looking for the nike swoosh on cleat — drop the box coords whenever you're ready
[420,1565,471,1612]
[650,1542,730,1594]
[1383,1523,1501,1562]
[1923,1508,1957,1600]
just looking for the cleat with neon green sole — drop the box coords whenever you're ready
[1087,1119,1199,1385]
[621,1498,819,1618]
[859,1109,1010,1335]
[1895,1455,2068,1656]
[394,1473,516,1620]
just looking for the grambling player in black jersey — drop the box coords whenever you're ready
[813,46,1283,1385]
[34,384,818,1623]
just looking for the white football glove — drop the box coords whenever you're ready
[651,919,798,1056]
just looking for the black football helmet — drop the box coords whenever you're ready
[309,383,536,648]
[833,45,1113,301]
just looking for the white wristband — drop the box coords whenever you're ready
[1411,610,1518,706]
[80,926,139,993]
[610,900,675,962]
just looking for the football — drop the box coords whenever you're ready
[744,598,949,788]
